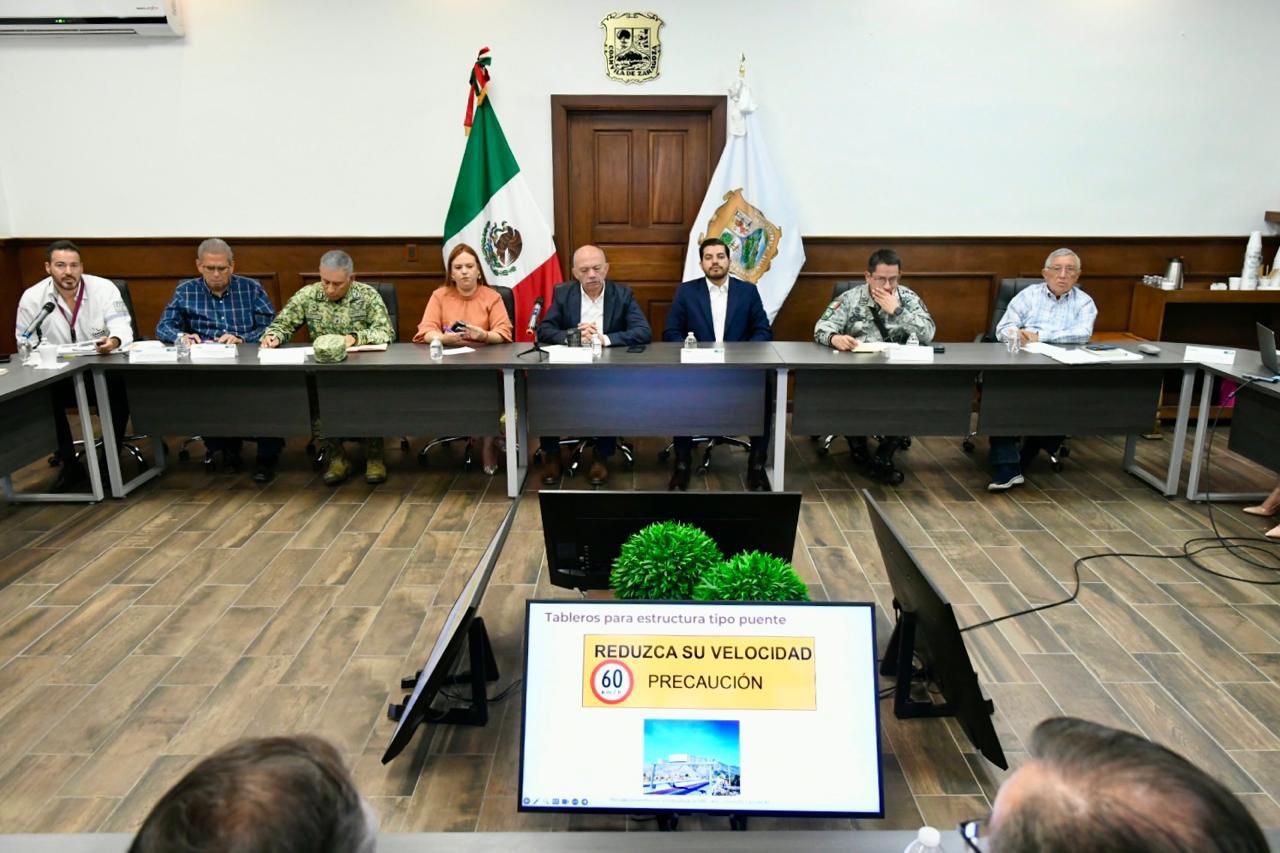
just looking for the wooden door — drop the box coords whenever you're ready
[552,96,726,336]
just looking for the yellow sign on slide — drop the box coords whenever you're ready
[581,634,817,710]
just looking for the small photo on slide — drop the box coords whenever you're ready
[641,719,741,797]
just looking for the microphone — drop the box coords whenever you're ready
[20,301,56,340]
[526,295,545,334]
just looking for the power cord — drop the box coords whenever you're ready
[963,376,1280,634]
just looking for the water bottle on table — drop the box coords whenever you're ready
[684,331,697,349]
[429,337,444,360]
[1002,326,1020,355]
[175,334,192,360]
[591,334,603,358]
[906,332,920,347]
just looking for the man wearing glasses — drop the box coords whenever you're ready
[814,248,935,483]
[959,717,1267,852]
[156,238,282,482]
[987,248,1097,491]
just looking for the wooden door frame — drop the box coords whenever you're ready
[550,95,727,275]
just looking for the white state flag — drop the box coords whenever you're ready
[682,74,805,322]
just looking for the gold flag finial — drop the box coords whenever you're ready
[738,52,746,78]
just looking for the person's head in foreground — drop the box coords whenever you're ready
[964,716,1267,852]
[129,735,377,853]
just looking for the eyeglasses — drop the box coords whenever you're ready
[960,817,989,851]
[870,275,900,286]
[1046,265,1079,275]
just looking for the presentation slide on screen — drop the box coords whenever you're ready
[520,600,883,816]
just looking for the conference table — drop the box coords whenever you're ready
[0,359,105,502]
[0,341,1230,501]
[1184,348,1280,502]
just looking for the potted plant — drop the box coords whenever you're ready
[610,520,724,600]
[693,550,810,602]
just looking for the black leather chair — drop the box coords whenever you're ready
[961,277,1069,470]
[419,285,518,470]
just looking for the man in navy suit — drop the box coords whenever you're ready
[536,245,653,485]
[663,238,773,491]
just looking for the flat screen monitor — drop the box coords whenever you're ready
[863,490,1008,769]
[381,497,518,764]
[540,491,802,590]
[519,599,884,818]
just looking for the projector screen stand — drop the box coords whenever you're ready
[882,611,956,720]
[389,617,498,727]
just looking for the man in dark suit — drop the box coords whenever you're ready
[663,237,773,491]
[537,244,653,485]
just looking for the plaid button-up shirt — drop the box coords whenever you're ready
[996,282,1097,344]
[155,275,276,343]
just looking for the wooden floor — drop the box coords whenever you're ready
[1,427,1279,834]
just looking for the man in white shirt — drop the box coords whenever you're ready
[15,240,135,490]
[662,238,773,491]
[535,244,652,486]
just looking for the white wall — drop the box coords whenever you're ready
[0,165,10,237]
[0,0,1277,237]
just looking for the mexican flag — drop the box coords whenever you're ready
[444,49,559,342]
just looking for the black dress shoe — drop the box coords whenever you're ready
[252,463,276,484]
[668,461,691,491]
[52,460,87,492]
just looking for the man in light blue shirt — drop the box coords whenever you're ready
[989,248,1097,491]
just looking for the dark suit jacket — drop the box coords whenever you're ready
[662,276,772,343]
[536,280,652,347]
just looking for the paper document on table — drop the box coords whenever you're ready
[1182,345,1236,365]
[443,346,475,356]
[852,341,891,353]
[256,347,311,364]
[56,341,104,356]
[346,343,388,352]
[1084,348,1143,362]
[129,349,178,364]
[189,343,238,361]
[1023,342,1098,364]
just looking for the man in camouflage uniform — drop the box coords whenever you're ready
[262,249,394,485]
[812,248,936,484]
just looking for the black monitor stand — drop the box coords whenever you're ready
[880,606,994,721]
[389,617,499,728]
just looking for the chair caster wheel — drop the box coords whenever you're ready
[884,469,905,485]
[962,440,975,453]
[658,450,670,462]
[816,446,829,456]
[901,438,912,449]
[1058,446,1070,458]
[1052,461,1064,473]
[48,455,61,467]
[179,449,190,462]
[417,454,429,468]
[400,439,411,452]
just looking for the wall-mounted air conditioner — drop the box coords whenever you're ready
[0,0,183,37]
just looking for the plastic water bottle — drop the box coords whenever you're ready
[1002,326,1020,355]
[591,334,603,359]
[903,826,942,853]
[684,331,697,349]
[906,332,920,347]
[175,334,191,360]
[429,337,444,360]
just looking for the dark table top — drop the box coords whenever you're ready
[770,340,1200,370]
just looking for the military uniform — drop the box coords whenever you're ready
[812,283,936,485]
[813,283,936,347]
[264,281,394,345]
[264,281,395,485]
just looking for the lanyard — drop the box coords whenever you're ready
[54,282,86,342]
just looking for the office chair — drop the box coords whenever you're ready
[418,284,516,471]
[307,282,410,468]
[960,277,1068,471]
[807,279,912,483]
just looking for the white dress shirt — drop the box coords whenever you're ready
[706,277,729,343]
[16,274,134,348]
[579,284,610,346]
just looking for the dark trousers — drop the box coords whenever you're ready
[50,374,130,464]
[990,435,1065,467]
[205,436,284,465]
[540,436,615,458]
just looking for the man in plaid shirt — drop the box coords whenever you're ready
[156,238,283,482]
[988,248,1097,491]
